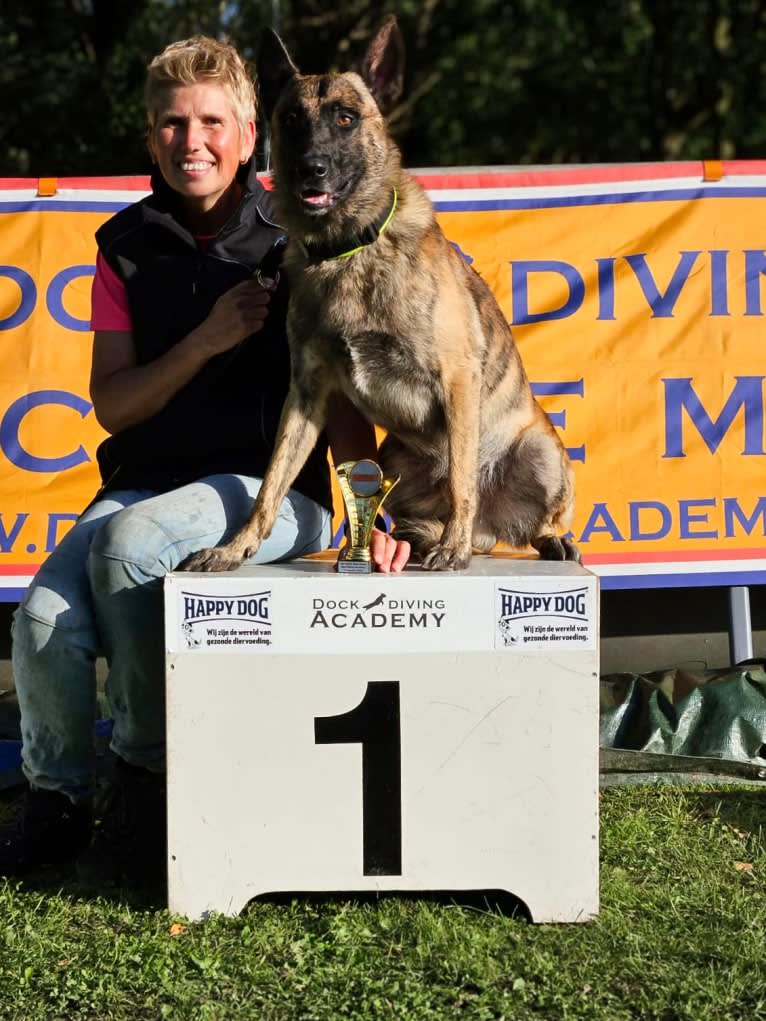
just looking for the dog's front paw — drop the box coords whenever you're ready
[421,543,472,571]
[180,546,245,573]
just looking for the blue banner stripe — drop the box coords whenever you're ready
[600,569,766,590]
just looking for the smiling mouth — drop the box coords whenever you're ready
[180,161,212,173]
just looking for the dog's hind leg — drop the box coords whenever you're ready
[527,435,581,563]
[471,520,498,554]
[487,420,581,563]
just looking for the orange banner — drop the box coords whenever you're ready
[1,163,766,595]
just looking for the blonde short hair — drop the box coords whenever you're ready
[145,35,257,134]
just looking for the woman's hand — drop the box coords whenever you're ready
[190,278,273,359]
[370,527,411,573]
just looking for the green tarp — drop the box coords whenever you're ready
[600,663,766,785]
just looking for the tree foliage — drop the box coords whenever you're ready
[1,0,765,177]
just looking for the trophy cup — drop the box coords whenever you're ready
[335,459,400,574]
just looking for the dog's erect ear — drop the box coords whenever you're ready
[360,15,405,115]
[257,28,299,121]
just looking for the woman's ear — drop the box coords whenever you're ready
[240,119,256,163]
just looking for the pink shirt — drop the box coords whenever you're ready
[90,252,131,331]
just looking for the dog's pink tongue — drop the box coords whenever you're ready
[303,191,334,207]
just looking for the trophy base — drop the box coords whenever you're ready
[336,558,374,575]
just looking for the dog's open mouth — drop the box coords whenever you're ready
[300,180,351,213]
[301,189,336,210]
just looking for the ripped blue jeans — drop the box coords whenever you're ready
[12,474,331,802]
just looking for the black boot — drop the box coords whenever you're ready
[76,757,166,887]
[0,786,92,876]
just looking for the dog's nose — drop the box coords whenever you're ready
[299,156,328,179]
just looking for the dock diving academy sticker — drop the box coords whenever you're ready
[179,589,272,650]
[495,580,595,652]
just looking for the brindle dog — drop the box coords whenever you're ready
[183,16,579,573]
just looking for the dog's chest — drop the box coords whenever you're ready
[328,329,439,432]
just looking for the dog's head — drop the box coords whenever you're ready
[257,16,405,233]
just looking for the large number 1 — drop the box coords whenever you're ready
[314,681,402,876]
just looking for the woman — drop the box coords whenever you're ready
[1,36,408,884]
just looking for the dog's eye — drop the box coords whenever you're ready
[282,110,299,129]
[336,111,357,128]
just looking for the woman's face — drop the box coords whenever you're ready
[148,82,255,218]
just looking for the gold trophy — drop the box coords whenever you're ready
[335,459,400,574]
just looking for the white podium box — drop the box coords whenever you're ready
[164,555,600,923]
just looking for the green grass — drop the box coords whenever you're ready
[1,786,765,1021]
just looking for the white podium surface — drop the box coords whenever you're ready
[164,555,600,923]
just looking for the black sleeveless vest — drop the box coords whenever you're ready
[93,166,332,511]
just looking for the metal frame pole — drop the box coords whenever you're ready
[728,586,753,665]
